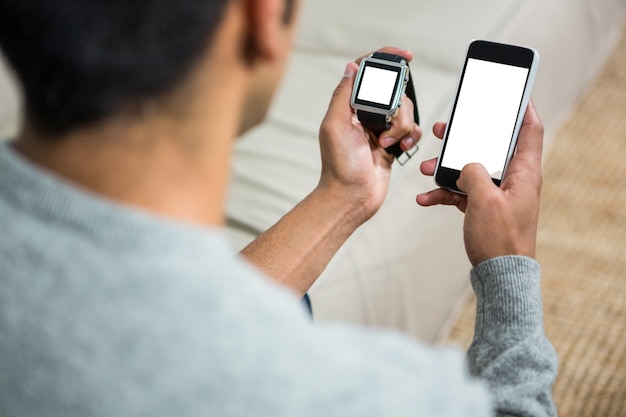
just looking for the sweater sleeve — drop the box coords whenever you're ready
[467,256,558,417]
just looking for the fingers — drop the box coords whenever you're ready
[417,122,446,176]
[379,97,421,151]
[420,158,438,176]
[513,99,544,168]
[416,188,467,213]
[417,164,493,213]
[457,163,495,196]
[432,122,446,140]
[500,99,544,190]
[355,47,414,65]
[323,62,359,126]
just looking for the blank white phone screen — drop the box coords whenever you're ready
[441,58,529,179]
[357,66,398,105]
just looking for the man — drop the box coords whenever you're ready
[0,0,556,416]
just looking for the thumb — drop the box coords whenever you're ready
[457,163,495,196]
[325,62,359,121]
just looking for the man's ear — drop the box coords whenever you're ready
[244,0,284,63]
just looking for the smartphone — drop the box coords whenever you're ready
[434,40,540,192]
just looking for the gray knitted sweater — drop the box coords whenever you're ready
[0,143,557,416]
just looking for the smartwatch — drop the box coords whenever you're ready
[350,52,420,165]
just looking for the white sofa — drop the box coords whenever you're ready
[1,0,624,343]
[226,0,625,342]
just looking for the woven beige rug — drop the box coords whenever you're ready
[443,26,626,417]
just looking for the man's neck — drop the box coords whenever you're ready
[13,85,242,228]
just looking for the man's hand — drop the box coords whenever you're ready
[317,47,422,226]
[417,101,544,266]
[240,47,422,296]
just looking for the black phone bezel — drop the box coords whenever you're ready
[435,40,535,192]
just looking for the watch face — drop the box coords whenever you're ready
[351,59,406,113]
[357,66,399,106]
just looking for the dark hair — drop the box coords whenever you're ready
[0,0,230,135]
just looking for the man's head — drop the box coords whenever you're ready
[0,0,298,137]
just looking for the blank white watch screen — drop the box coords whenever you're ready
[441,58,529,180]
[357,66,399,106]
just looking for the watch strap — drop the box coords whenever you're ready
[356,110,391,133]
[357,52,420,164]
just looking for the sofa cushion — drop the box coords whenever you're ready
[228,0,625,342]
